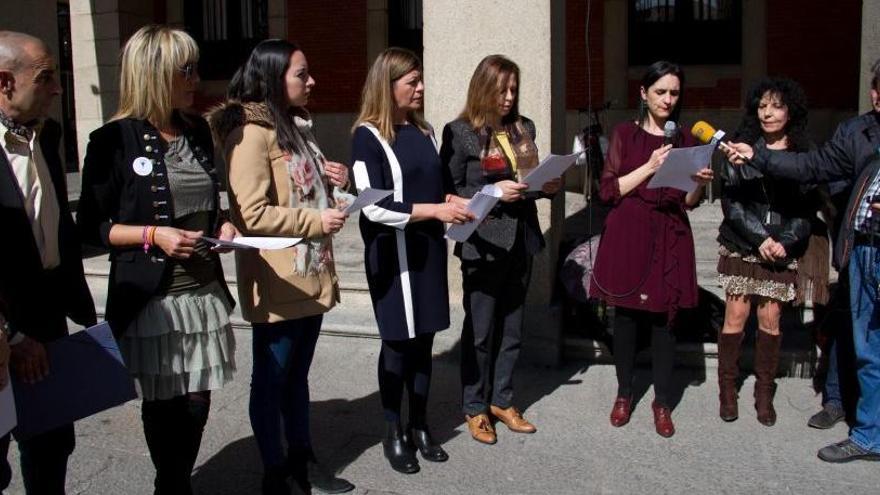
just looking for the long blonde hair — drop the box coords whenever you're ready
[114,25,199,125]
[352,47,428,142]
[460,54,520,130]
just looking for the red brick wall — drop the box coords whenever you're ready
[288,0,367,112]
[766,0,861,110]
[566,0,604,110]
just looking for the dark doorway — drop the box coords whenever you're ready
[388,0,422,59]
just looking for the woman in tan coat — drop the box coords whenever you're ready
[208,40,353,495]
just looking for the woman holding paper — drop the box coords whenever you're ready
[440,54,561,446]
[350,47,471,474]
[590,61,712,438]
[208,40,354,494]
[77,26,237,494]
[715,77,819,426]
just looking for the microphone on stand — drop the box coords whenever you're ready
[663,121,677,146]
[691,120,750,162]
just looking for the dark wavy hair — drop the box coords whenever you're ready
[732,77,810,152]
[227,39,303,154]
[637,60,685,127]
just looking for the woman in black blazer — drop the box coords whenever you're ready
[440,55,560,445]
[77,26,236,495]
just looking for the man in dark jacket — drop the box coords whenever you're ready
[727,59,880,463]
[0,31,96,493]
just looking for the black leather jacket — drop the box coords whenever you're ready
[753,111,880,269]
[717,145,813,261]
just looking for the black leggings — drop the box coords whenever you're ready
[378,333,435,426]
[613,308,676,407]
[141,391,211,495]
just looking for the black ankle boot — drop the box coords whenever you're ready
[383,421,419,474]
[405,424,448,462]
[306,449,354,494]
[287,451,313,495]
[262,465,291,495]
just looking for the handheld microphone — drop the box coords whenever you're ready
[663,121,677,146]
[691,120,748,162]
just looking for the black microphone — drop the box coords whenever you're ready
[663,121,677,146]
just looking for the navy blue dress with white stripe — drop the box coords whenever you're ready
[351,123,452,341]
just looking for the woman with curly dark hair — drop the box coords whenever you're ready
[715,77,825,426]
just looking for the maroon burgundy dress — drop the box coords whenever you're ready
[590,121,700,318]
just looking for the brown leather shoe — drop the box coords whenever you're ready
[651,401,675,438]
[489,405,537,434]
[609,396,632,427]
[465,414,497,444]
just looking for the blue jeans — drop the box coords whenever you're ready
[249,315,322,468]
[848,244,880,453]
[822,272,858,412]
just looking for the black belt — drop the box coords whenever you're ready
[854,231,880,246]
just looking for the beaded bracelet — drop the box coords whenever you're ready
[142,226,158,253]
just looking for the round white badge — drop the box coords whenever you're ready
[132,157,153,177]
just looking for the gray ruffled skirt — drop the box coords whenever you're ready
[121,281,236,401]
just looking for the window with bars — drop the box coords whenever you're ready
[184,0,269,80]
[628,0,742,65]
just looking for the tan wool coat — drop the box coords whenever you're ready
[207,102,339,323]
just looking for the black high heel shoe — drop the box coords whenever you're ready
[405,425,449,462]
[382,422,419,474]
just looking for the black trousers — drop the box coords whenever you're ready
[0,424,76,495]
[612,307,676,407]
[378,333,435,425]
[460,250,532,416]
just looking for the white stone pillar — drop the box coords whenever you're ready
[70,0,121,168]
[424,0,567,365]
[860,0,880,112]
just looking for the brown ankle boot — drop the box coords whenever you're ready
[717,332,744,422]
[754,331,782,426]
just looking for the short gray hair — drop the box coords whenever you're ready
[0,31,46,72]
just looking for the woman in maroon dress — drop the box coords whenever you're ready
[590,61,713,437]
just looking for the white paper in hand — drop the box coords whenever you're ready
[646,143,714,193]
[342,188,394,214]
[522,153,580,191]
[0,371,16,436]
[445,185,502,242]
[202,236,303,250]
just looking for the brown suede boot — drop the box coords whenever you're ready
[717,332,744,422]
[754,331,782,426]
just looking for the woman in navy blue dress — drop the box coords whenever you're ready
[350,47,471,474]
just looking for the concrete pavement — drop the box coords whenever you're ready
[7,328,877,494]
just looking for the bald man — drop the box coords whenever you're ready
[0,31,96,494]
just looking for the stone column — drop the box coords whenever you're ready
[268,0,288,39]
[366,0,389,65]
[424,0,567,365]
[741,0,767,100]
[70,0,122,168]
[860,0,880,112]
[603,0,628,109]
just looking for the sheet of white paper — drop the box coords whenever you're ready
[522,153,581,191]
[343,188,394,214]
[202,236,303,250]
[0,371,16,437]
[646,143,715,193]
[445,185,502,243]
